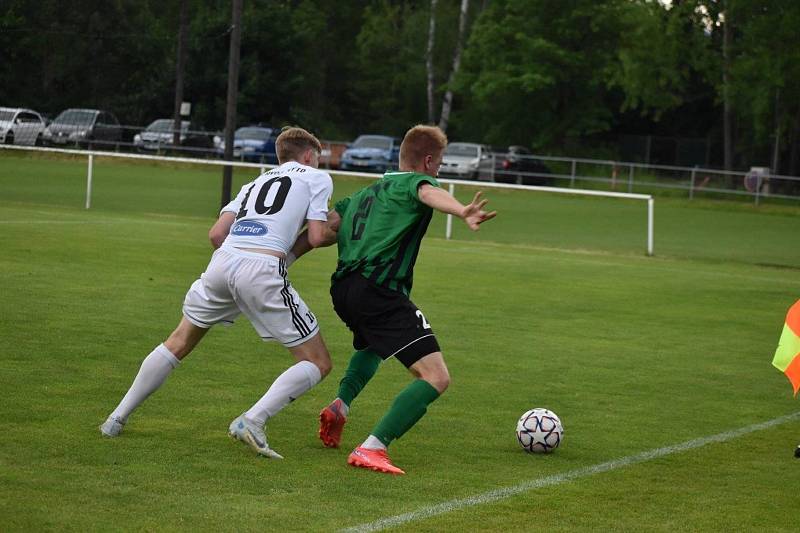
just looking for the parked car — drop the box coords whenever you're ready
[0,107,47,146]
[439,142,494,180]
[217,126,278,163]
[134,119,216,153]
[339,134,400,173]
[495,145,552,186]
[42,108,122,147]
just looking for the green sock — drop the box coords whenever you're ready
[371,379,440,447]
[337,349,382,407]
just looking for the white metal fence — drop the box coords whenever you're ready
[0,144,656,256]
[10,128,799,205]
[484,153,800,206]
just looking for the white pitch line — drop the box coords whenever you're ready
[0,217,201,227]
[341,411,800,533]
[0,220,103,224]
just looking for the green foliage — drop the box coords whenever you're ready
[608,0,718,118]
[0,0,176,124]
[727,1,800,145]
[454,0,627,148]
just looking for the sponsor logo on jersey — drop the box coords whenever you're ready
[232,220,268,236]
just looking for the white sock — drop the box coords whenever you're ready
[361,435,386,451]
[245,360,322,427]
[110,344,180,422]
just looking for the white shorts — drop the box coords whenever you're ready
[182,246,319,347]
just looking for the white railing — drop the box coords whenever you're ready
[0,144,655,256]
[485,152,800,205]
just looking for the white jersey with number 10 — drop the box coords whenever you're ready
[220,162,333,254]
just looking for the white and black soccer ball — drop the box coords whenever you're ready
[516,408,563,453]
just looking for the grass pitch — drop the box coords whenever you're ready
[1,152,799,531]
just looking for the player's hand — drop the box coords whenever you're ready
[461,191,497,231]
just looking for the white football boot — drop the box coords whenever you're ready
[228,415,283,459]
[99,415,125,437]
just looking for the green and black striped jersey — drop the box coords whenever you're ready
[332,171,439,295]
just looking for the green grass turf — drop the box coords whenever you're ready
[1,152,799,531]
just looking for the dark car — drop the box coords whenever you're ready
[339,135,400,173]
[133,119,216,154]
[218,126,278,163]
[42,108,122,148]
[495,145,551,185]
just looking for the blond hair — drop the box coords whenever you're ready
[276,126,322,163]
[399,125,448,168]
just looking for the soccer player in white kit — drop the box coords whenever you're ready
[100,127,336,459]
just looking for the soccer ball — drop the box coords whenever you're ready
[516,408,563,453]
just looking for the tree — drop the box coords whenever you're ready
[608,1,716,119]
[454,0,628,149]
[725,0,800,175]
[437,0,469,132]
[426,0,438,124]
[172,0,189,146]
[0,0,175,126]
[350,1,429,135]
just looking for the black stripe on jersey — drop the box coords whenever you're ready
[393,210,433,291]
[367,260,386,284]
[379,210,432,291]
[279,259,311,337]
[366,244,402,285]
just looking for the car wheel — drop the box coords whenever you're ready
[4,131,14,145]
[35,134,43,147]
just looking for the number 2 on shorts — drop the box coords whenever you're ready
[416,309,432,330]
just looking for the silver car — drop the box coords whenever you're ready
[0,107,47,146]
[134,119,190,151]
[439,142,494,180]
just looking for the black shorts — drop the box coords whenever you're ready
[330,273,440,368]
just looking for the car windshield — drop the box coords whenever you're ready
[148,119,188,133]
[445,144,479,157]
[54,110,97,125]
[236,128,271,141]
[0,110,15,122]
[353,136,391,150]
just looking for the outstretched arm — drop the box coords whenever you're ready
[417,184,497,231]
[209,212,236,249]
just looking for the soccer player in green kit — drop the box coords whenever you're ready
[310,124,496,474]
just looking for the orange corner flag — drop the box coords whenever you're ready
[773,300,800,396]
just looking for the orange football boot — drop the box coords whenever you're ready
[347,446,405,475]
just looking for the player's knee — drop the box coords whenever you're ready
[163,337,190,359]
[315,357,332,378]
[431,374,450,394]
[421,370,449,394]
[305,352,332,378]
